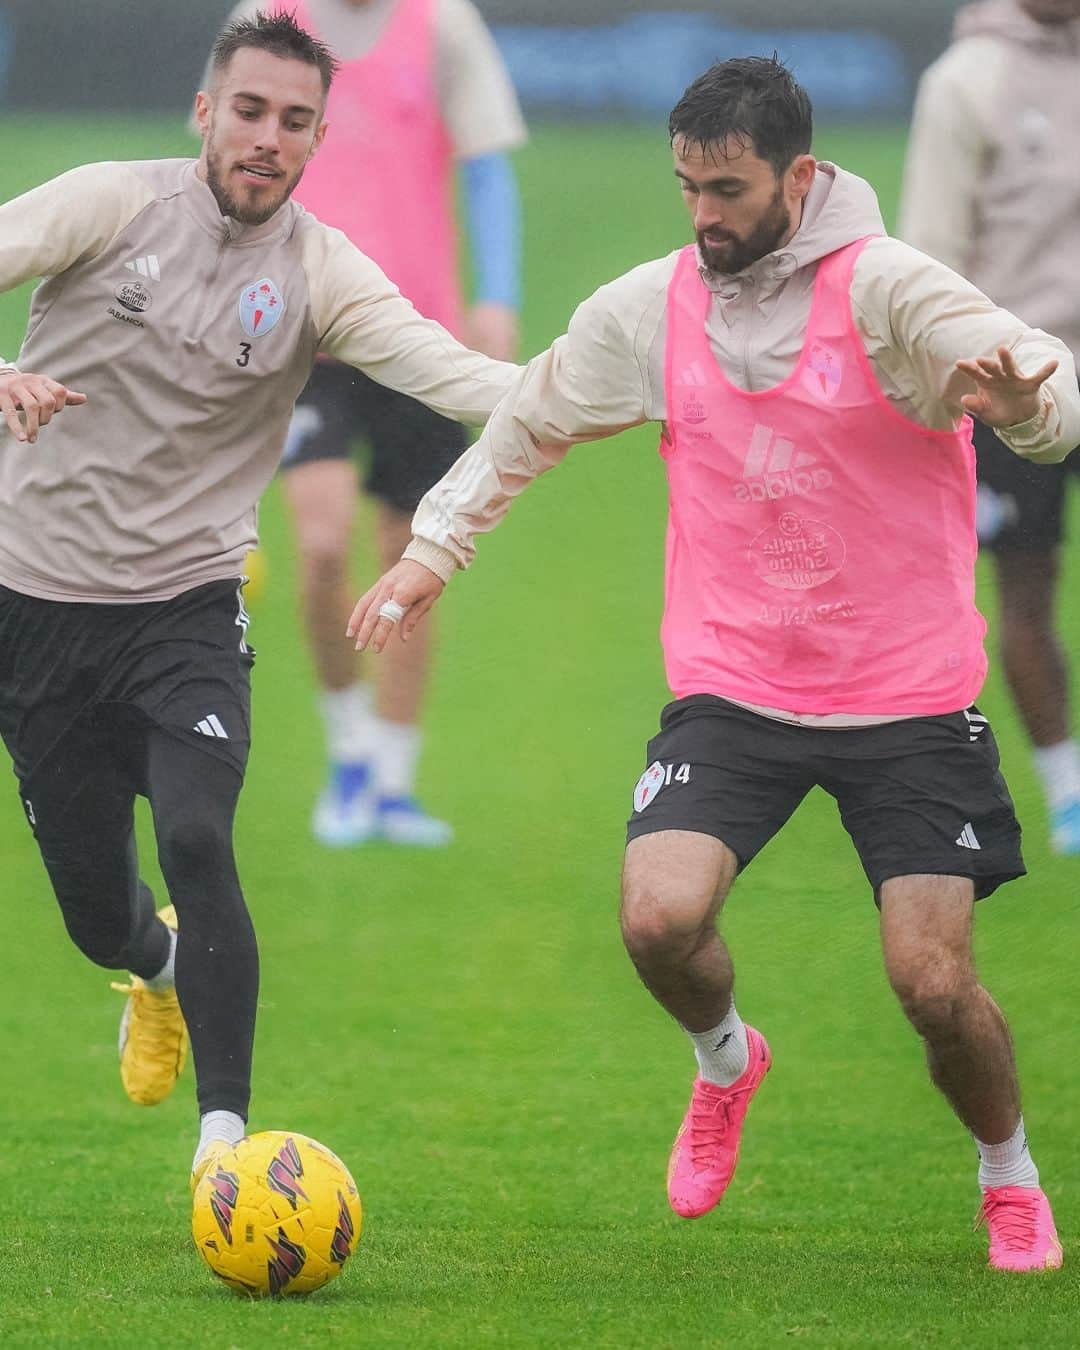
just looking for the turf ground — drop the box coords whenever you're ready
[0,116,1078,1347]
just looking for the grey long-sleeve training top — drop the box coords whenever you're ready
[0,158,517,602]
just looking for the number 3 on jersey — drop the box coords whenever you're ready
[236,343,252,368]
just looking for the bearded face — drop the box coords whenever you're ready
[694,178,793,275]
[203,120,309,226]
[196,48,326,227]
[674,135,811,277]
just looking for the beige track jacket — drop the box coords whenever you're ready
[407,163,1080,589]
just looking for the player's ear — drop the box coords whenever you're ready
[787,154,816,202]
[193,91,213,137]
[308,119,329,160]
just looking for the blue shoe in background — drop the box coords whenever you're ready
[1050,798,1080,855]
[312,761,376,847]
[376,795,454,848]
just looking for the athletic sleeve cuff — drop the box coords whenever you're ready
[1000,391,1052,446]
[402,538,460,582]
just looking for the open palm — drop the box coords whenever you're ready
[955,346,1058,428]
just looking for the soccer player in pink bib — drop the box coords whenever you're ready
[350,57,1079,1271]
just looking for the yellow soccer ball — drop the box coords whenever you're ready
[192,1131,362,1297]
[242,548,268,607]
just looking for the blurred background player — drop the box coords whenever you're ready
[210,0,526,848]
[899,0,1080,853]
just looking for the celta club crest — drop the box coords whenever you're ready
[239,277,286,338]
[633,761,666,813]
[804,343,843,402]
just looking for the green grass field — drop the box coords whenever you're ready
[0,117,1078,1347]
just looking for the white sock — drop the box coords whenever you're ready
[976,1117,1040,1190]
[688,1004,749,1086]
[372,717,422,798]
[320,683,376,764]
[1032,739,1080,811]
[194,1110,246,1168]
[144,925,177,992]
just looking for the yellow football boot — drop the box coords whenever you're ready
[110,905,188,1105]
[190,1138,233,1196]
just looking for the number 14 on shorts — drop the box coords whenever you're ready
[634,760,691,812]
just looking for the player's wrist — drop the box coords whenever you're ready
[1001,390,1051,438]
[402,537,459,582]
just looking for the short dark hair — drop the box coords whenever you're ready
[211,9,339,97]
[669,56,812,176]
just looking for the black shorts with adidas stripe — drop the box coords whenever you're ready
[0,578,255,793]
[626,695,1025,900]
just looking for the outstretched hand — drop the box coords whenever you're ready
[955,346,1058,429]
[0,370,87,443]
[346,558,447,653]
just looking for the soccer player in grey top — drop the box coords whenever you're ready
[0,11,515,1187]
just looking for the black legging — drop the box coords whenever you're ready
[29,717,258,1118]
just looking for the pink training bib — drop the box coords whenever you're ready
[661,239,986,715]
[292,0,463,335]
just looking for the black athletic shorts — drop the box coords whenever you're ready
[625,695,1025,900]
[0,578,255,800]
[279,358,468,513]
[973,414,1080,553]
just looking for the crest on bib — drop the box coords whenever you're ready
[803,343,843,401]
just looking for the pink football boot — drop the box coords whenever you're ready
[667,1025,771,1218]
[977,1186,1063,1272]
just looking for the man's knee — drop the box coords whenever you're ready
[61,911,131,969]
[999,605,1057,650]
[887,953,974,1038]
[157,812,234,885]
[39,837,137,968]
[619,882,708,966]
[620,833,733,966]
[53,883,140,969]
[995,551,1059,631]
[295,526,351,591]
